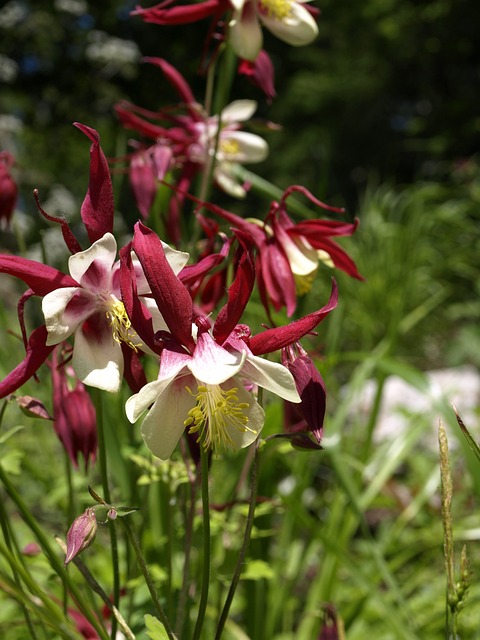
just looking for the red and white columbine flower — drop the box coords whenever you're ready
[229,0,319,61]
[116,58,268,232]
[188,99,268,198]
[126,320,300,458]
[132,0,319,62]
[42,232,189,393]
[123,222,338,459]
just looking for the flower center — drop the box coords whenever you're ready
[105,298,139,351]
[294,270,316,296]
[257,0,292,20]
[219,138,241,156]
[184,384,254,452]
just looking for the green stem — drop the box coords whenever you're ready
[0,463,110,640]
[0,497,39,638]
[215,442,260,640]
[118,517,177,639]
[192,447,211,640]
[92,389,120,640]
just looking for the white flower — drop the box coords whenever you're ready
[189,100,268,198]
[126,330,300,459]
[42,232,188,392]
[229,0,319,61]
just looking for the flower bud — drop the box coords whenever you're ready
[282,343,326,445]
[65,508,98,565]
[50,348,97,469]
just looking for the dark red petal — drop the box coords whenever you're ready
[74,122,114,243]
[132,0,223,26]
[33,190,82,254]
[121,344,148,393]
[132,222,195,352]
[118,242,157,353]
[249,279,338,355]
[285,354,326,443]
[0,326,54,398]
[143,58,202,121]
[0,255,77,294]
[312,237,364,280]
[213,230,255,345]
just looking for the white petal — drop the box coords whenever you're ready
[222,380,265,449]
[242,355,301,402]
[72,324,123,393]
[259,2,318,46]
[230,0,245,11]
[126,377,170,423]
[282,235,318,276]
[43,287,94,345]
[230,6,263,61]
[68,232,117,287]
[162,241,190,275]
[215,165,248,198]
[139,378,197,459]
[221,100,258,124]
[189,333,246,385]
[220,131,268,164]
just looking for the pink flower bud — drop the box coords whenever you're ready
[282,343,326,445]
[65,508,98,565]
[16,395,52,421]
[50,348,97,469]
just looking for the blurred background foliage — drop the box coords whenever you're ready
[0,0,479,367]
[1,0,479,209]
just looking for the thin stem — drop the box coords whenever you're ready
[0,496,39,638]
[215,442,260,640]
[0,463,110,640]
[192,447,211,640]
[92,388,120,640]
[175,466,199,635]
[119,517,177,639]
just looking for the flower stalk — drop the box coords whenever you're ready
[215,439,260,639]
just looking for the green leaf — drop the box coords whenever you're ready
[240,559,275,581]
[144,614,170,640]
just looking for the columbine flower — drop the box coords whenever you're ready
[123,222,299,458]
[126,323,300,458]
[202,185,362,316]
[115,58,268,229]
[229,0,319,61]
[42,231,188,393]
[188,99,268,198]
[123,221,338,459]
[132,0,319,62]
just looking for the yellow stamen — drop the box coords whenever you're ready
[294,270,316,296]
[105,299,140,351]
[258,0,292,20]
[184,384,255,452]
[220,139,241,156]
